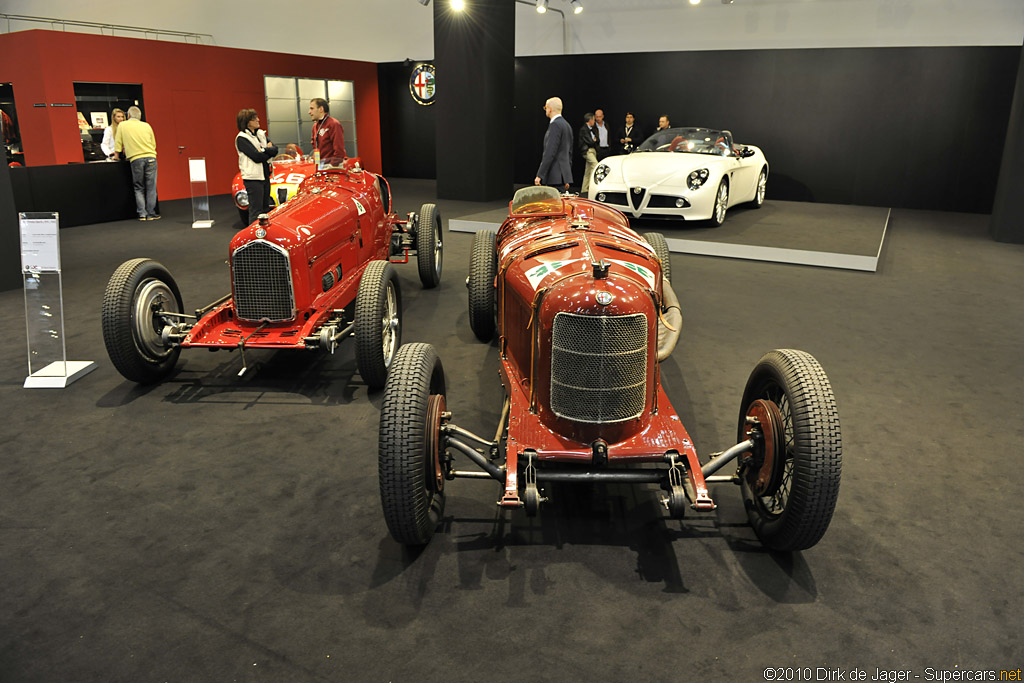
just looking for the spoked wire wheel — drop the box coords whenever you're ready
[355,260,401,390]
[737,349,842,551]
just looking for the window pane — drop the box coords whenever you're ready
[328,80,353,101]
[332,100,354,121]
[264,76,296,99]
[300,121,315,148]
[267,120,299,147]
[267,98,298,121]
[298,79,326,102]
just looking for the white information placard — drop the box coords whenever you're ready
[19,214,61,273]
[188,158,208,183]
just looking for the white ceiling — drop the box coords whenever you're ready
[2,0,1022,62]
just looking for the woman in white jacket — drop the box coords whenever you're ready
[236,108,278,226]
[100,108,125,159]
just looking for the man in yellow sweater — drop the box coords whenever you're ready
[114,106,159,220]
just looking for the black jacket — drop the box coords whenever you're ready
[577,123,598,158]
[617,124,643,154]
[536,115,573,186]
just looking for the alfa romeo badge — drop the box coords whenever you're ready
[255,227,267,238]
[410,63,436,106]
[595,291,614,305]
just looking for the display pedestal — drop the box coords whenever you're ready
[19,212,95,389]
[189,157,213,229]
[24,360,96,388]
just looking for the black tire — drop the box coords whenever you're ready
[710,178,729,227]
[354,260,401,391]
[737,349,842,551]
[752,167,767,209]
[468,229,497,341]
[415,203,443,289]
[101,258,184,384]
[642,232,672,284]
[238,207,250,227]
[379,343,447,545]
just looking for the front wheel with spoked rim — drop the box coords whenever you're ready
[354,260,401,391]
[710,178,729,226]
[737,349,842,551]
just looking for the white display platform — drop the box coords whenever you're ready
[24,360,97,388]
[449,201,891,272]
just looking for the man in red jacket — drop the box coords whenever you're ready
[308,98,346,163]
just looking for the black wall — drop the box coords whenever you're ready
[990,42,1024,243]
[379,45,1020,213]
[378,62,437,179]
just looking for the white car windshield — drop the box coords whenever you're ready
[636,127,736,156]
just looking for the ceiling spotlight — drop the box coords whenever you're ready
[536,0,547,13]
[417,0,429,5]
[570,0,583,13]
[451,0,464,8]
[689,0,701,5]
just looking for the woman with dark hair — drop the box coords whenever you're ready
[235,108,277,225]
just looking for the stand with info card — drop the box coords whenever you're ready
[19,212,96,388]
[189,157,213,229]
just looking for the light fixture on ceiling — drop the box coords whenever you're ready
[569,0,583,13]
[689,0,701,5]
[536,0,548,13]
[721,0,734,4]
[417,0,429,5]
[451,0,464,8]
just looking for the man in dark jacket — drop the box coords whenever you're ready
[617,112,642,154]
[578,112,599,194]
[534,97,573,191]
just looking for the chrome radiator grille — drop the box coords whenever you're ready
[231,241,295,322]
[550,312,648,424]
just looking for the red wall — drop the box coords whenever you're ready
[0,30,381,201]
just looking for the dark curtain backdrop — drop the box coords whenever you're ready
[378,45,1020,213]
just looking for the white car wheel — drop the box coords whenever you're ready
[753,169,767,209]
[711,180,729,227]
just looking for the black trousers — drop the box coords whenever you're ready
[243,178,271,224]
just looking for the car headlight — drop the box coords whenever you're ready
[594,164,610,184]
[687,168,710,191]
[235,190,249,208]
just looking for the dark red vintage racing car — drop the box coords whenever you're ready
[378,186,842,550]
[102,157,443,389]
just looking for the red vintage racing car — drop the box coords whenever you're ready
[102,157,444,389]
[378,186,841,550]
[231,145,312,226]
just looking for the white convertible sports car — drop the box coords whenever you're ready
[587,127,768,226]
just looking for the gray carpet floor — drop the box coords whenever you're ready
[0,179,1022,681]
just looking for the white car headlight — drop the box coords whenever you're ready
[594,164,610,184]
[235,190,249,208]
[687,168,710,191]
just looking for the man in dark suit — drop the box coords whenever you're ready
[534,97,573,191]
[617,112,642,154]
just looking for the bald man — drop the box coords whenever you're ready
[534,96,573,190]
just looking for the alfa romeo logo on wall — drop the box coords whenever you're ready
[410,63,436,106]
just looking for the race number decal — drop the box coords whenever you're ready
[609,259,656,288]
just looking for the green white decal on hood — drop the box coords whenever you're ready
[609,259,656,288]
[525,259,580,289]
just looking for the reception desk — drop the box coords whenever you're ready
[10,161,138,228]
